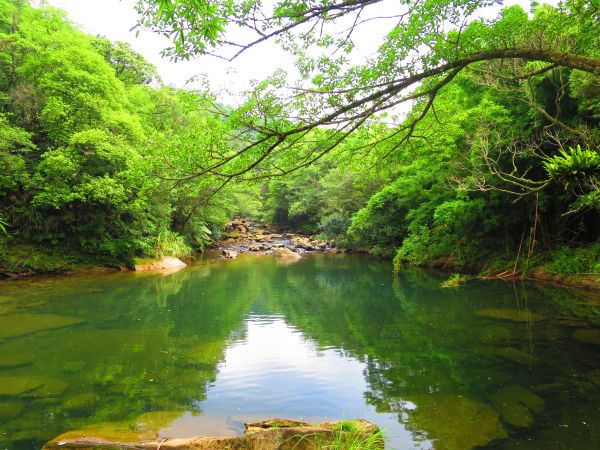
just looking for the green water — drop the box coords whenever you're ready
[0,254,598,449]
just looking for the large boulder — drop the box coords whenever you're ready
[292,237,316,251]
[273,247,301,261]
[134,257,187,272]
[226,220,250,234]
[222,249,238,259]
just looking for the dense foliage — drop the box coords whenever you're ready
[0,0,256,267]
[260,58,600,272]
[207,1,598,275]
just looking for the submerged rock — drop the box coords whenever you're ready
[62,360,87,374]
[495,347,535,365]
[0,352,34,368]
[0,313,83,339]
[479,325,515,344]
[404,394,507,450]
[572,328,600,346]
[31,377,69,397]
[488,385,545,428]
[0,375,68,397]
[0,376,44,396]
[0,399,25,422]
[273,247,301,261]
[476,309,546,322]
[42,411,183,445]
[63,392,100,414]
[43,417,381,450]
[490,396,534,428]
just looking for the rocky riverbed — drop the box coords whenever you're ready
[217,220,334,259]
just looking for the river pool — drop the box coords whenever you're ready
[0,254,598,449]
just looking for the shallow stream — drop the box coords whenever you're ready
[0,254,598,449]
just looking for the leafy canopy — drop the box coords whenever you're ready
[134,0,600,180]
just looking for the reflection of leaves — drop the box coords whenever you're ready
[403,395,507,450]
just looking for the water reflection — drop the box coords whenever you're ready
[0,254,598,449]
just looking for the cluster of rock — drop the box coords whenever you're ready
[219,219,333,260]
[471,307,600,431]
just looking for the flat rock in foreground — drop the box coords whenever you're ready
[43,418,382,450]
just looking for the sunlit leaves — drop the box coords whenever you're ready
[134,0,236,60]
[544,145,600,183]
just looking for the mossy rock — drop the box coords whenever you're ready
[476,309,546,322]
[245,418,310,433]
[405,394,507,450]
[0,352,34,368]
[572,328,600,346]
[0,376,44,396]
[488,385,545,428]
[0,375,68,397]
[62,360,87,374]
[33,378,69,397]
[479,325,515,344]
[44,418,382,450]
[0,313,83,339]
[45,410,182,443]
[490,397,534,428]
[0,399,25,422]
[63,392,100,414]
[45,421,148,444]
[496,347,535,365]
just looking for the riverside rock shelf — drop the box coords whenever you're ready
[43,418,382,450]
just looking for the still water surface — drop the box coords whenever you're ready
[0,254,598,449]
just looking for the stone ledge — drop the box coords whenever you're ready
[43,418,382,450]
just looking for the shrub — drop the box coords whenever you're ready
[545,243,600,277]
